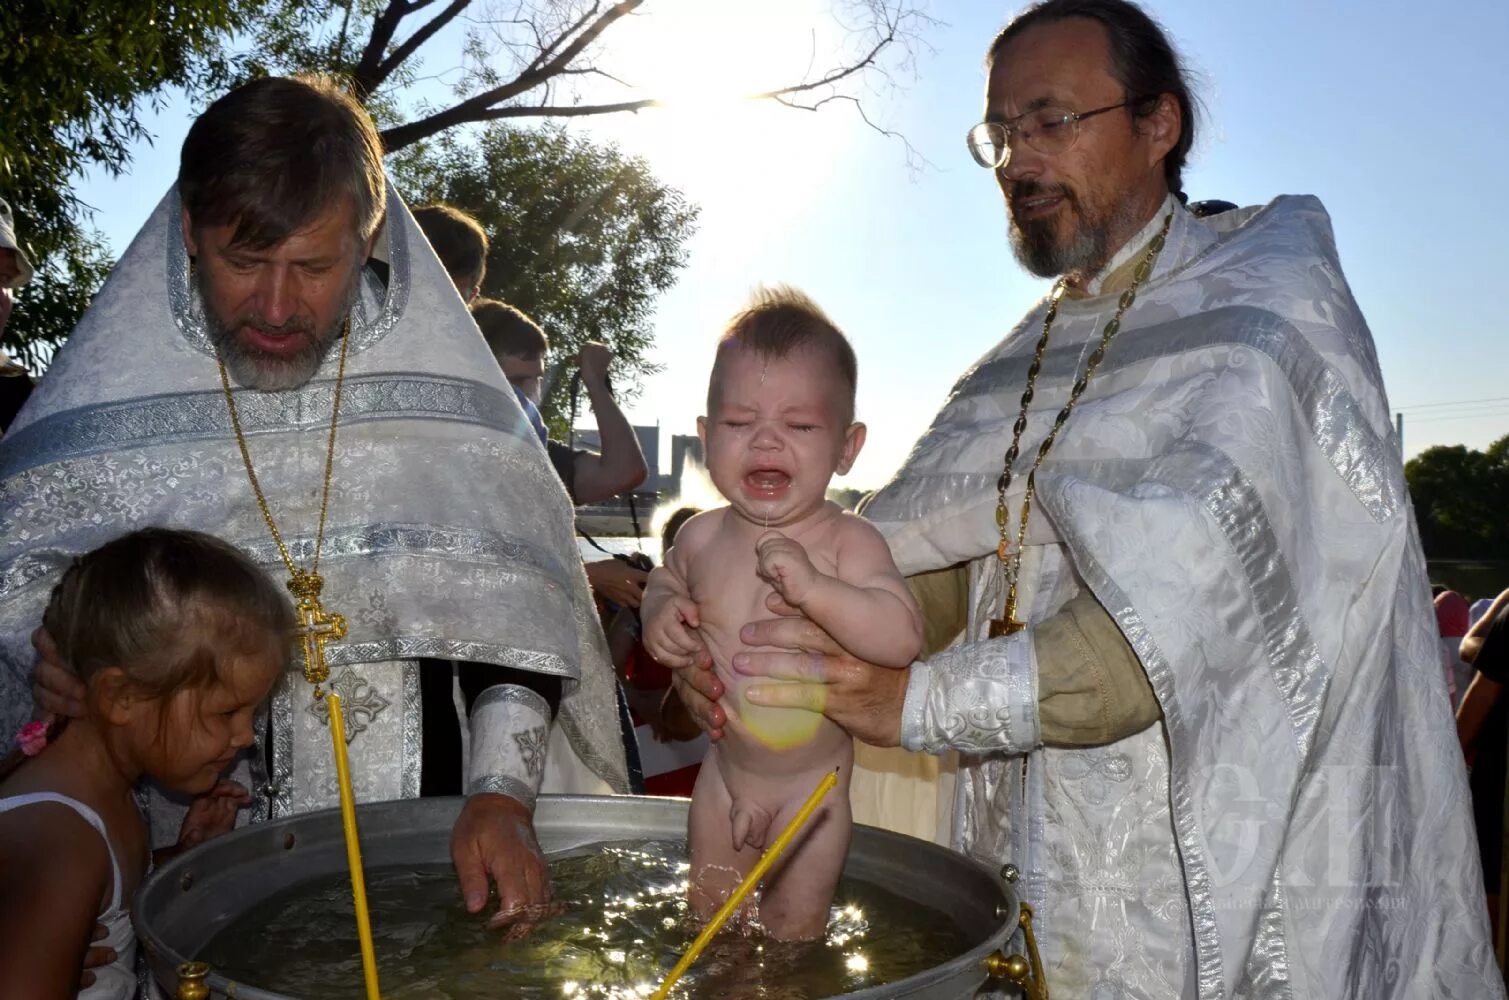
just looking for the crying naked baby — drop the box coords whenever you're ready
[642,287,923,940]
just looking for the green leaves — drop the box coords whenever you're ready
[3,0,909,378]
[0,0,267,365]
[393,124,698,434]
[1405,436,1509,561]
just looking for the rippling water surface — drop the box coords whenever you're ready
[199,840,975,999]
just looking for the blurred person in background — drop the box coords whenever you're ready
[0,196,37,435]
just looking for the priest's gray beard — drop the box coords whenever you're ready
[199,266,360,391]
[1008,182,1143,281]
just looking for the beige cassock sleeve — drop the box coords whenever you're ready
[1033,590,1162,747]
[904,569,1162,748]
[906,564,971,658]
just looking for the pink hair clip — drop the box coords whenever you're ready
[17,721,49,757]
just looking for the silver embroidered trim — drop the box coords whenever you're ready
[402,661,422,799]
[329,638,574,678]
[248,700,272,823]
[269,671,296,819]
[165,184,410,357]
[556,699,629,795]
[912,630,1040,755]
[1044,443,1328,762]
[899,659,932,753]
[467,682,550,808]
[237,523,572,598]
[307,667,393,744]
[0,541,576,682]
[0,374,527,479]
[347,189,412,352]
[1248,870,1296,998]
[472,683,551,717]
[870,304,1400,526]
[1005,634,1039,750]
[1052,559,1225,999]
[467,775,537,809]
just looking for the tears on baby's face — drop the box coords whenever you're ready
[699,344,864,530]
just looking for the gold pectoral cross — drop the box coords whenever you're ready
[989,616,1026,638]
[288,571,348,687]
[989,580,1026,638]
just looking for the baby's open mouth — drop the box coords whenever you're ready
[743,469,791,496]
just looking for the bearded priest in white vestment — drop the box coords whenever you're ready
[0,76,626,931]
[677,4,1501,997]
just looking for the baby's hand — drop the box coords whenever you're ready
[176,779,252,851]
[644,595,704,668]
[755,531,819,607]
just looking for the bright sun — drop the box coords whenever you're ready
[613,0,835,109]
[583,0,853,203]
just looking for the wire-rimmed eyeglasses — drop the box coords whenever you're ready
[966,99,1144,169]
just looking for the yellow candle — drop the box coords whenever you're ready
[327,692,382,1000]
[650,769,839,1000]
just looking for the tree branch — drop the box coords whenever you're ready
[381,99,659,148]
[523,2,604,75]
[371,0,471,92]
[334,0,356,69]
[353,1,412,98]
[555,65,633,88]
[747,17,897,104]
[376,0,925,155]
[774,93,930,172]
[382,0,642,150]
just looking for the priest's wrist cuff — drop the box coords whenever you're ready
[466,683,551,809]
[901,630,1042,755]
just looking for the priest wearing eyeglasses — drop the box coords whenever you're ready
[672,1,1498,996]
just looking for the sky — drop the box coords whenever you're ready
[71,0,1509,490]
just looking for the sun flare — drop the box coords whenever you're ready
[586,0,852,200]
[613,0,834,110]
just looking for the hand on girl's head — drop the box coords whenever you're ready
[30,625,87,720]
[1,528,296,994]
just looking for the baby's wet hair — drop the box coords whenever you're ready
[709,286,858,423]
[42,527,294,699]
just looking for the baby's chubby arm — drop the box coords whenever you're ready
[755,514,923,668]
[641,515,714,668]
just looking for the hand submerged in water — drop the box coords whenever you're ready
[450,793,562,940]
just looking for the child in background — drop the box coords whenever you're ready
[611,506,706,797]
[642,288,923,940]
[0,528,293,998]
[617,506,704,747]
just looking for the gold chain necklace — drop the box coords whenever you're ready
[989,212,1173,638]
[218,316,353,690]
